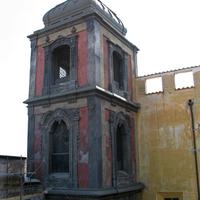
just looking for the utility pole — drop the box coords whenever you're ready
[188,99,200,200]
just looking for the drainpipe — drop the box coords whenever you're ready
[188,99,200,200]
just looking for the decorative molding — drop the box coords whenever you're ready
[44,183,144,197]
[40,108,79,189]
[24,86,140,112]
[108,41,129,99]
[109,111,134,187]
[71,26,77,34]
[43,36,77,96]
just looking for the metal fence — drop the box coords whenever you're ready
[0,184,42,199]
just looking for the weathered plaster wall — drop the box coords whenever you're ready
[33,114,43,180]
[78,106,89,188]
[136,67,200,200]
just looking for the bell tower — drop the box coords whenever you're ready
[25,0,144,199]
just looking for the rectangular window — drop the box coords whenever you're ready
[157,192,182,200]
[145,77,163,94]
[113,51,124,89]
[52,45,70,84]
[108,41,128,98]
[175,71,194,89]
[164,198,179,200]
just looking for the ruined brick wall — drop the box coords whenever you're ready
[0,156,25,198]
[0,156,42,199]
[136,66,200,200]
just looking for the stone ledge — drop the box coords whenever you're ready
[45,182,144,197]
[24,86,140,112]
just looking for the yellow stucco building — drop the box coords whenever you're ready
[136,66,200,200]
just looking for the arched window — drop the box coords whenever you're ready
[49,120,69,173]
[113,51,123,89]
[43,36,77,95]
[52,45,70,84]
[116,123,127,171]
[110,112,133,187]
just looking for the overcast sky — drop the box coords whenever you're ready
[0,0,200,156]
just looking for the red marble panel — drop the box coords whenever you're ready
[35,46,45,96]
[78,31,88,87]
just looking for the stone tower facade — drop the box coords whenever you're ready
[25,0,144,199]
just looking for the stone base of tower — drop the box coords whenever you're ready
[44,184,144,200]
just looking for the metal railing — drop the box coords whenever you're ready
[94,0,125,29]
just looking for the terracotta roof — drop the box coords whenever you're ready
[138,65,200,78]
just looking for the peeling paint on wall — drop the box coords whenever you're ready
[136,66,200,200]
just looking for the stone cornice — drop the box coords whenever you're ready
[45,182,144,196]
[24,86,140,112]
[27,14,139,52]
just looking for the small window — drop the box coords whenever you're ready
[145,77,163,94]
[158,192,182,200]
[175,71,194,89]
[52,45,70,84]
[49,120,69,173]
[113,51,123,89]
[164,198,179,200]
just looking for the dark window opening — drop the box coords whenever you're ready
[52,45,70,84]
[49,120,69,173]
[113,51,123,89]
[164,198,179,200]
[116,124,126,171]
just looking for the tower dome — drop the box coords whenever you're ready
[43,0,127,35]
